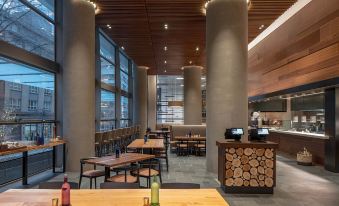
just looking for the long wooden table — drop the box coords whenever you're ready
[0,140,66,185]
[127,139,164,150]
[174,136,206,141]
[84,153,155,180]
[0,189,229,206]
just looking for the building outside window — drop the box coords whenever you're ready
[0,0,55,60]
[120,53,129,92]
[43,101,51,111]
[120,96,129,127]
[100,90,115,131]
[29,86,39,94]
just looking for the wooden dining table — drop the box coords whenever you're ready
[0,189,230,206]
[127,139,165,152]
[174,136,206,141]
[84,153,155,180]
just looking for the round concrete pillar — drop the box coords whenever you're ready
[183,66,202,125]
[206,0,248,173]
[133,66,149,138]
[62,0,96,172]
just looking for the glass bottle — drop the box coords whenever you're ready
[151,176,160,206]
[61,174,70,206]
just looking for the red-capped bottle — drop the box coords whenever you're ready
[61,174,70,206]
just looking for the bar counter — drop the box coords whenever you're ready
[217,140,278,194]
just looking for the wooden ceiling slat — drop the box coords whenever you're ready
[96,0,297,74]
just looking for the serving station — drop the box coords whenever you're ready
[217,140,278,194]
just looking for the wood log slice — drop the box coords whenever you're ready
[244,180,250,186]
[256,148,265,156]
[265,159,274,168]
[226,161,232,169]
[226,169,234,178]
[265,177,274,187]
[262,156,266,160]
[234,168,243,178]
[259,180,265,187]
[233,154,237,158]
[265,149,274,159]
[251,154,257,159]
[250,179,259,187]
[243,171,250,180]
[260,161,265,167]
[226,178,234,186]
[265,168,274,178]
[236,148,244,156]
[234,178,244,186]
[258,166,265,174]
[232,158,241,167]
[226,153,234,162]
[244,148,253,156]
[250,167,258,176]
[243,164,251,172]
[241,155,249,164]
[249,159,259,167]
[259,175,265,181]
[229,148,235,154]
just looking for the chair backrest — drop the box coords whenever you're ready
[161,183,200,189]
[39,181,79,189]
[102,132,109,141]
[100,182,139,189]
[95,132,102,143]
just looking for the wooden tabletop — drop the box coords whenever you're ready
[0,140,66,156]
[84,153,155,167]
[216,140,278,148]
[174,136,206,141]
[0,189,229,206]
[127,139,164,149]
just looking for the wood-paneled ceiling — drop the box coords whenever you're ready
[95,0,297,75]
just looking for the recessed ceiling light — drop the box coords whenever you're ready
[164,24,168,30]
[259,24,265,30]
[164,60,167,64]
[164,46,167,51]
[181,67,184,70]
[164,70,167,73]
[196,47,199,51]
[121,46,125,50]
[106,24,112,29]
[189,61,192,64]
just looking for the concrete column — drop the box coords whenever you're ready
[147,75,157,131]
[62,0,96,172]
[206,0,248,173]
[183,66,202,125]
[133,66,149,138]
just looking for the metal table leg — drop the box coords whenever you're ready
[52,146,56,173]
[22,151,28,185]
[63,143,66,173]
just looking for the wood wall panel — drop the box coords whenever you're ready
[248,0,339,97]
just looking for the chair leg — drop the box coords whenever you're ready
[166,156,169,171]
[90,178,92,189]
[79,175,82,189]
[95,178,97,189]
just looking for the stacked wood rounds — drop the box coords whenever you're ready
[225,147,274,188]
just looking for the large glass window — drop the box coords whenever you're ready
[0,0,55,60]
[156,75,184,124]
[0,56,55,143]
[120,53,129,92]
[100,90,115,131]
[99,34,115,64]
[120,96,129,127]
[100,57,115,86]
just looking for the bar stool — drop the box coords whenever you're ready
[95,132,102,157]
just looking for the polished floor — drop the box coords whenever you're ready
[1,151,339,206]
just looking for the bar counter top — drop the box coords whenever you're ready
[216,140,278,148]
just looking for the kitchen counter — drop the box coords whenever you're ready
[269,129,329,140]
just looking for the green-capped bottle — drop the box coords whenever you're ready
[151,176,160,206]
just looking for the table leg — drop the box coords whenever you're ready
[22,151,28,185]
[52,146,56,173]
[63,143,66,173]
[105,167,110,182]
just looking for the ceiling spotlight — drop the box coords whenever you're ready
[164,24,168,30]
[181,67,184,70]
[164,70,167,73]
[259,24,265,30]
[189,61,192,65]
[164,46,167,51]
[196,47,199,51]
[121,46,125,50]
[164,60,167,64]
[106,24,112,29]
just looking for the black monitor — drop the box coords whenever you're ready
[225,128,244,141]
[249,128,269,141]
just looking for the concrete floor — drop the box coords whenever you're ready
[1,151,339,206]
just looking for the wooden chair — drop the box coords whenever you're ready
[107,164,140,185]
[100,182,139,189]
[194,140,206,156]
[79,158,105,189]
[39,181,79,189]
[161,183,200,189]
[132,158,162,188]
[177,139,189,156]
